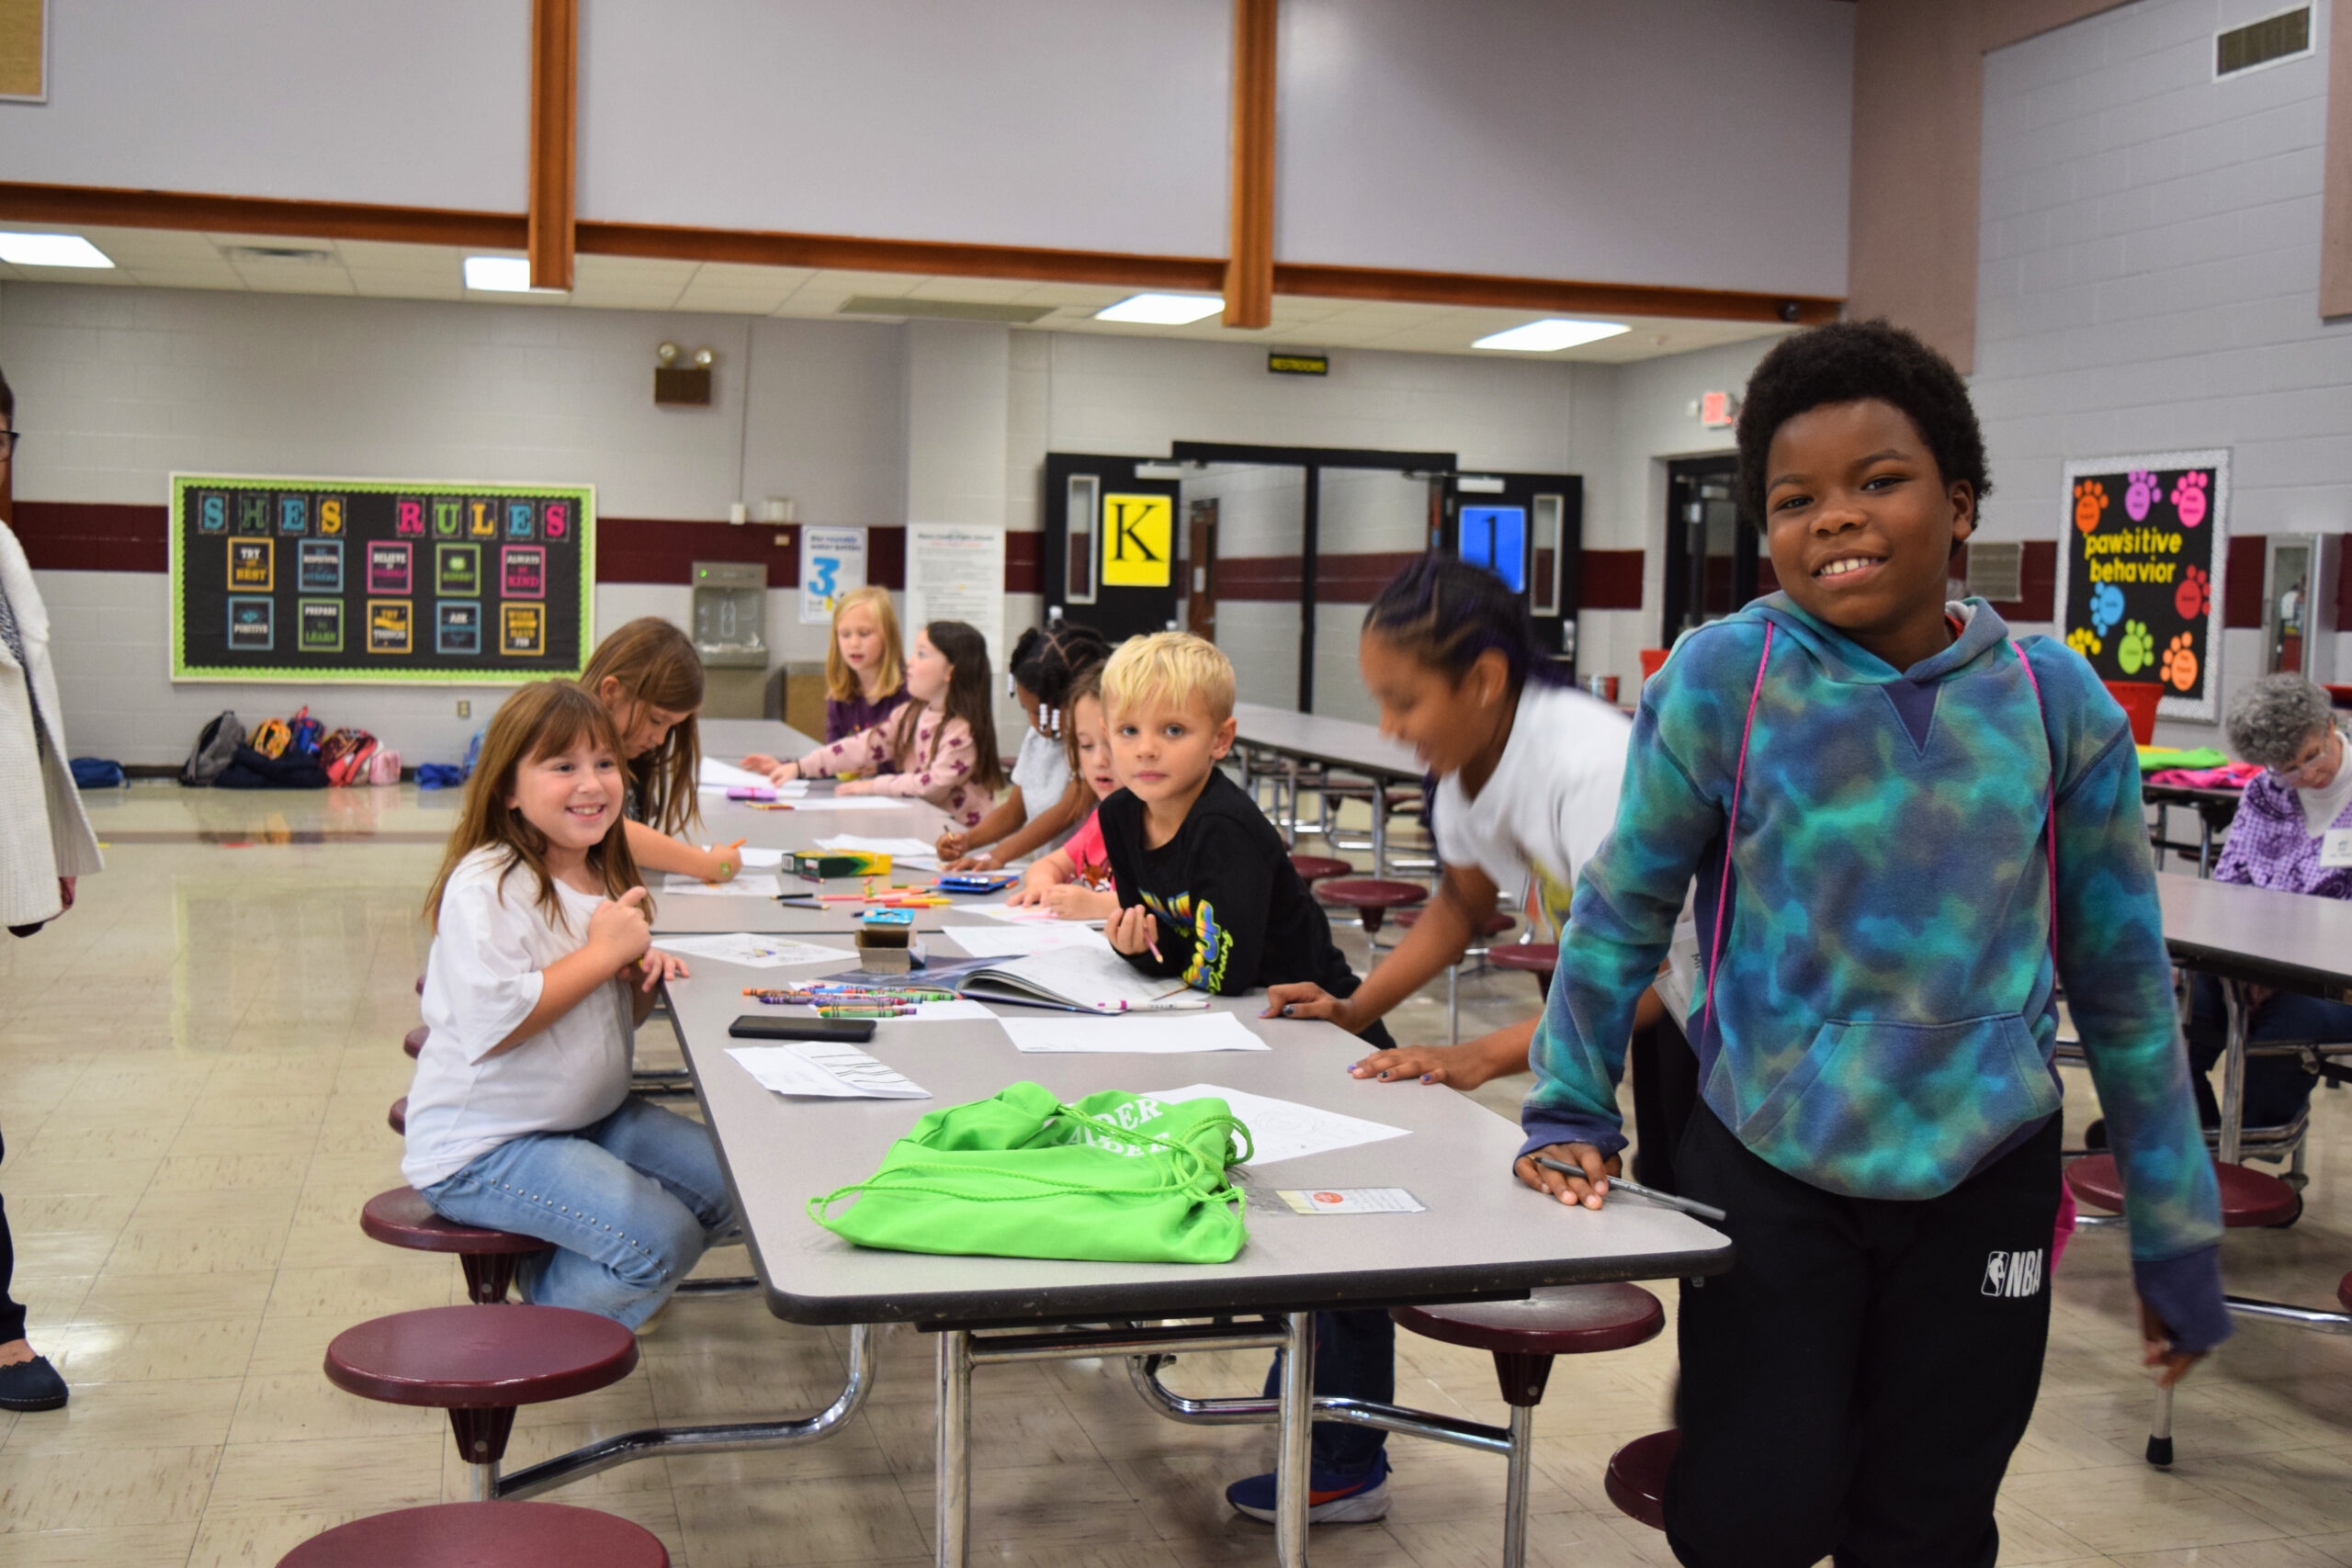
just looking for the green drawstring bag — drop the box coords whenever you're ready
[808,1081,1253,1264]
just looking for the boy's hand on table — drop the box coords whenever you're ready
[1350,1043,1488,1088]
[1106,904,1157,956]
[2140,1299,2206,1388]
[1515,1141,1621,1210]
[1263,981,1363,1035]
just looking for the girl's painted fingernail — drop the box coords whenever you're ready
[1420,1074,1435,1083]
[1376,1070,1391,1079]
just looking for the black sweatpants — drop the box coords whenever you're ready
[1664,1107,2062,1568]
[0,1121,22,1344]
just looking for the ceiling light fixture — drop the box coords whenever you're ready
[1094,293,1224,326]
[463,255,563,293]
[1471,318,1630,353]
[0,233,115,268]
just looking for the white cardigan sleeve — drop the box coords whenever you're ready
[0,524,102,927]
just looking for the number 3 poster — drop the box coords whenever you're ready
[2055,450,2228,722]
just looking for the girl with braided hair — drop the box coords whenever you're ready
[937,619,1110,868]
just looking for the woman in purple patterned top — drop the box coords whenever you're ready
[2187,675,2352,1129]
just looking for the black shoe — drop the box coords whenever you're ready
[0,1355,68,1412]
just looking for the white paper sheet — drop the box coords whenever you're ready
[1156,1084,1408,1166]
[779,797,915,813]
[945,924,1115,958]
[1001,1012,1270,1055]
[818,834,941,859]
[653,931,849,969]
[699,757,802,793]
[660,873,782,898]
[883,999,999,1023]
[726,1043,929,1099]
[957,899,1103,928]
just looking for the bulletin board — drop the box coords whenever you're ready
[168,474,595,683]
[2055,450,2228,723]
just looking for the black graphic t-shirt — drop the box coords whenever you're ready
[1099,771,1363,1002]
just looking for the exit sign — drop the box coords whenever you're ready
[1699,390,1740,428]
[1269,351,1329,377]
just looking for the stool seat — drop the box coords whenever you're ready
[388,1097,407,1135]
[1395,907,1516,941]
[278,1502,668,1567]
[1317,878,1427,933]
[1488,942,1557,975]
[1605,1428,1679,1530]
[2338,1270,2352,1314]
[361,1188,546,1257]
[325,1304,638,1410]
[403,1025,427,1058]
[2066,1154,2301,1227]
[1289,854,1353,885]
[1393,1284,1664,1359]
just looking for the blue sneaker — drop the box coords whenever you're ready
[1225,1453,1391,1524]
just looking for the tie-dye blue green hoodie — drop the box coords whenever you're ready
[1523,594,2228,1350]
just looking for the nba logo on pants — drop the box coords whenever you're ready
[1982,1249,2045,1298]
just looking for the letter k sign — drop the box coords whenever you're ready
[1102,493,1172,586]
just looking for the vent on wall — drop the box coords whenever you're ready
[1964,541,2024,604]
[2216,7,2311,77]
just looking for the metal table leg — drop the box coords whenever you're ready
[936,1329,972,1568]
[2220,978,2248,1167]
[1276,1311,1315,1568]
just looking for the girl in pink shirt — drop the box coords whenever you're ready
[1009,665,1120,919]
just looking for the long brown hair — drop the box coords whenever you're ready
[824,585,906,704]
[891,620,1007,793]
[579,617,704,837]
[424,682,647,932]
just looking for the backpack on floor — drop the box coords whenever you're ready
[320,728,379,786]
[70,757,124,789]
[365,749,402,785]
[249,716,292,760]
[287,706,324,757]
[180,711,244,786]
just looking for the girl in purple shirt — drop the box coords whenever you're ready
[821,585,910,748]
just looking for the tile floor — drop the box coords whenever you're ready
[1,781,2349,1566]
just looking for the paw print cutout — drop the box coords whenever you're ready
[2171,470,2210,527]
[2175,565,2210,620]
[2125,468,2162,521]
[2066,626,2103,659]
[2162,632,2199,692]
[2073,479,2109,534]
[2117,618,2154,675]
[2090,581,2125,636]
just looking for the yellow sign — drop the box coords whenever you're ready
[1102,494,1172,587]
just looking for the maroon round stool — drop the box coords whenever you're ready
[388,1096,407,1135]
[1489,942,1559,998]
[1317,878,1426,934]
[2340,1270,2352,1314]
[2066,1154,2301,1227]
[278,1501,667,1567]
[1605,1427,1679,1530]
[403,1025,427,1059]
[361,1187,549,1305]
[1394,906,1519,1041]
[1393,1285,1666,1567]
[327,1304,639,1498]
[1289,854,1353,886]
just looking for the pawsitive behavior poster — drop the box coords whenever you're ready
[2056,451,2227,723]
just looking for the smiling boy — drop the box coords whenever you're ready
[1517,321,2225,1567]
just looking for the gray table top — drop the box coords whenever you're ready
[2158,874,2352,1001]
[651,889,1029,935]
[664,935,1731,1326]
[700,716,821,761]
[1232,702,1421,782]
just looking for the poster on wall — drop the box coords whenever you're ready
[169,474,594,683]
[2055,450,2228,723]
[798,525,868,625]
[905,524,1006,670]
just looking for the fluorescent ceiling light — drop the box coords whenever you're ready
[1095,292,1224,325]
[0,232,114,268]
[1472,318,1630,353]
[463,255,559,293]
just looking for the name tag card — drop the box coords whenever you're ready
[2320,828,2352,868]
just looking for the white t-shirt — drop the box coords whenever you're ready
[1008,725,1075,854]
[402,846,635,1190]
[1432,682,1631,937]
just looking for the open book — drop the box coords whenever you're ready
[828,937,1206,1015]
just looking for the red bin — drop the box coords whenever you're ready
[2102,681,2162,745]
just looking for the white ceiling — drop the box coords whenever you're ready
[0,223,1790,364]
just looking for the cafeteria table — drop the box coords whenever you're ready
[1230,703,1422,867]
[496,931,1734,1566]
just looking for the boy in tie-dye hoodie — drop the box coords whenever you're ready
[1518,322,2224,1568]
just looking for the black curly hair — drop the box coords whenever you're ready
[1734,320,1988,540]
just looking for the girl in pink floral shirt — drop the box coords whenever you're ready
[745,621,1005,828]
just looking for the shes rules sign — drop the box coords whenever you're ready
[2055,450,2228,723]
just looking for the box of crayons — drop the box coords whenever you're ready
[788,850,891,879]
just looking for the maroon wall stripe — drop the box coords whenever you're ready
[1317,551,1424,604]
[1216,555,1305,602]
[12,501,169,572]
[2224,534,2266,629]
[1581,549,1644,611]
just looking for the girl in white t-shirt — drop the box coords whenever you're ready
[1006,663,1121,921]
[404,681,731,1329]
[1266,557,1633,1088]
[938,622,1108,869]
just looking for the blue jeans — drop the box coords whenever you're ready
[2185,974,2351,1131]
[1259,1310,1394,1478]
[422,1100,735,1329]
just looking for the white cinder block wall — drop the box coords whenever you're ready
[1974,0,2352,746]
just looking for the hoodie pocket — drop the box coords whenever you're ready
[1734,1012,2060,1201]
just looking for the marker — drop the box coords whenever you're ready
[1533,1158,1727,1224]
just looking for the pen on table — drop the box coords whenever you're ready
[1533,1158,1729,1224]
